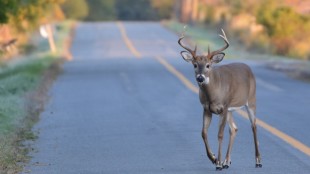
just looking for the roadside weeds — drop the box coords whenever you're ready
[0,21,75,174]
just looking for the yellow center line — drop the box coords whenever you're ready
[155,56,198,94]
[118,23,310,157]
[117,21,142,58]
[237,110,310,156]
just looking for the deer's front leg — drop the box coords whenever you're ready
[202,108,216,164]
[216,110,228,170]
[223,111,237,169]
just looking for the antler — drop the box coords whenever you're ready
[208,29,229,57]
[178,36,197,58]
[178,26,197,57]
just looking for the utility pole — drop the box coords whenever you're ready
[46,24,56,53]
[40,24,56,53]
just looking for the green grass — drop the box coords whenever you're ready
[0,56,55,173]
[0,56,53,133]
[0,21,73,173]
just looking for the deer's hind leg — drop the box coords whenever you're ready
[245,104,262,168]
[223,111,238,169]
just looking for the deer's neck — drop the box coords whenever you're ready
[200,69,223,102]
[204,69,221,90]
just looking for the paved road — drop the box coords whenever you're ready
[23,22,310,174]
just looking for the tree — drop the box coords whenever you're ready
[85,0,116,21]
[151,0,174,19]
[0,0,17,24]
[84,0,174,21]
[62,0,89,20]
[256,0,310,57]
[6,0,65,32]
[115,0,157,20]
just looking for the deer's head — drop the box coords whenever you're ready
[178,29,229,85]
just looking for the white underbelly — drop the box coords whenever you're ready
[228,105,245,112]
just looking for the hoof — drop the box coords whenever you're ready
[255,157,262,168]
[212,159,217,164]
[216,166,222,171]
[208,153,217,164]
[222,160,231,169]
[223,165,229,169]
[215,161,223,171]
[212,154,217,164]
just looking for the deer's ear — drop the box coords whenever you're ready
[181,51,193,62]
[211,53,225,63]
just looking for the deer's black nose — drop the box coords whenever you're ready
[196,75,205,83]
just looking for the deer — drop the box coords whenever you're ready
[178,29,262,170]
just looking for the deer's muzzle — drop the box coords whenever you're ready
[196,74,205,83]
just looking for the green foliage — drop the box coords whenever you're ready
[84,0,174,21]
[204,6,215,24]
[227,0,260,16]
[115,0,157,20]
[9,0,64,32]
[0,0,18,23]
[256,0,279,36]
[85,0,116,21]
[151,0,174,19]
[0,0,66,57]
[197,0,310,59]
[256,1,310,58]
[62,0,89,20]
[0,0,65,42]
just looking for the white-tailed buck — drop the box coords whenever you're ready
[178,29,262,170]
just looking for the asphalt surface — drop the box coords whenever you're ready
[23,22,310,174]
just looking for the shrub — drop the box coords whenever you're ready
[256,1,310,59]
[61,0,89,20]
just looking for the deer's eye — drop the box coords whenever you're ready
[194,64,198,68]
[206,64,210,68]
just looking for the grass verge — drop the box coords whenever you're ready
[0,21,74,174]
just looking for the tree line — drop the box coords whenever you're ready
[0,0,64,31]
[62,0,174,21]
[0,0,173,54]
[1,0,309,59]
[174,0,310,60]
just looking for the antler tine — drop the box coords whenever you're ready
[219,28,229,45]
[209,29,230,57]
[178,25,197,57]
[178,36,197,57]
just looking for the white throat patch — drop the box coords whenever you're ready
[206,77,210,84]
